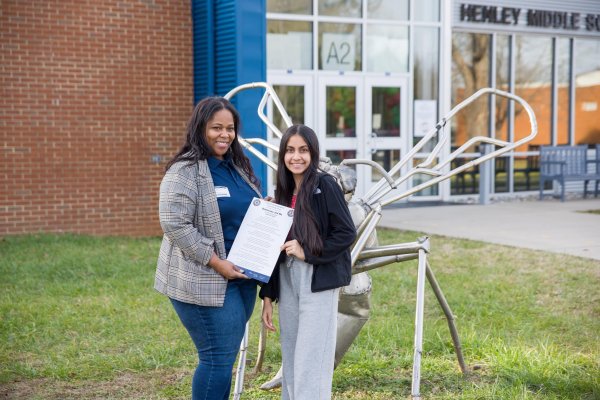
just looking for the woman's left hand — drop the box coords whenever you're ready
[262,297,276,332]
[281,239,305,261]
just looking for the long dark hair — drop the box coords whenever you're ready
[276,124,322,256]
[165,96,259,187]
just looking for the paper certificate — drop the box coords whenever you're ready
[227,198,294,283]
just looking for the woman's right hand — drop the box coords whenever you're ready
[209,254,248,280]
[262,297,276,332]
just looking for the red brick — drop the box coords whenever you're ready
[1,0,192,236]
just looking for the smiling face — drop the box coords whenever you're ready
[205,109,235,159]
[284,134,311,179]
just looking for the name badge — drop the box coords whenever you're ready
[215,186,231,198]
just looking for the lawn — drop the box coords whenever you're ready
[1,231,598,399]
[579,209,600,215]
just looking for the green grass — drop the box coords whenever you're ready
[578,209,600,215]
[1,231,599,399]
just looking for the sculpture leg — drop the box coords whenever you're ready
[253,301,267,374]
[233,322,249,400]
[425,261,467,374]
[411,248,427,399]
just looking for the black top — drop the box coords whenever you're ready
[259,173,357,301]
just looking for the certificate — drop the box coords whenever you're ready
[227,198,294,283]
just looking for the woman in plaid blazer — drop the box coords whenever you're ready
[155,97,261,400]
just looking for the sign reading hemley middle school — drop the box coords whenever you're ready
[458,3,600,33]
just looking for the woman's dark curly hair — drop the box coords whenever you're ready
[165,96,259,188]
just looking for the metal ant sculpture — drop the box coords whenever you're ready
[223,83,537,399]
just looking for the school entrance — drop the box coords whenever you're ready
[267,73,409,198]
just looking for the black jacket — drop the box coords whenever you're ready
[259,173,357,301]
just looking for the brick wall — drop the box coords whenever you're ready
[0,0,193,236]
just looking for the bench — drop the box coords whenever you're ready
[495,145,540,191]
[539,145,600,202]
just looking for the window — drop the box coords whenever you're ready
[267,20,312,70]
[514,35,552,152]
[414,0,440,22]
[494,34,510,193]
[272,85,305,133]
[414,27,439,151]
[451,33,491,152]
[367,0,408,20]
[495,34,510,143]
[553,38,570,145]
[372,87,400,137]
[414,28,439,101]
[267,0,312,14]
[325,86,356,137]
[319,23,362,71]
[366,24,409,73]
[319,0,362,18]
[574,38,600,145]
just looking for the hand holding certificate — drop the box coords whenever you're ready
[227,198,294,282]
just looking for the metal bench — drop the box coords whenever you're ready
[539,145,600,201]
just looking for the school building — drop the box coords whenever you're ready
[1,0,599,236]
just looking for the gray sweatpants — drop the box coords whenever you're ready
[278,256,339,400]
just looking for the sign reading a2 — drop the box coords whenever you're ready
[322,33,356,71]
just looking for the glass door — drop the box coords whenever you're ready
[317,76,407,198]
[266,73,313,195]
[317,76,364,193]
[364,77,408,198]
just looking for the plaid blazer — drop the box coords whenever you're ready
[154,159,261,307]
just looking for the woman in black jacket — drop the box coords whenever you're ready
[260,124,356,400]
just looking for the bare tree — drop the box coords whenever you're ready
[452,33,491,147]
[452,33,549,147]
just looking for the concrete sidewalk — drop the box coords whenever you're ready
[380,198,600,261]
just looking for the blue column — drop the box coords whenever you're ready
[191,0,214,100]
[192,0,267,193]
